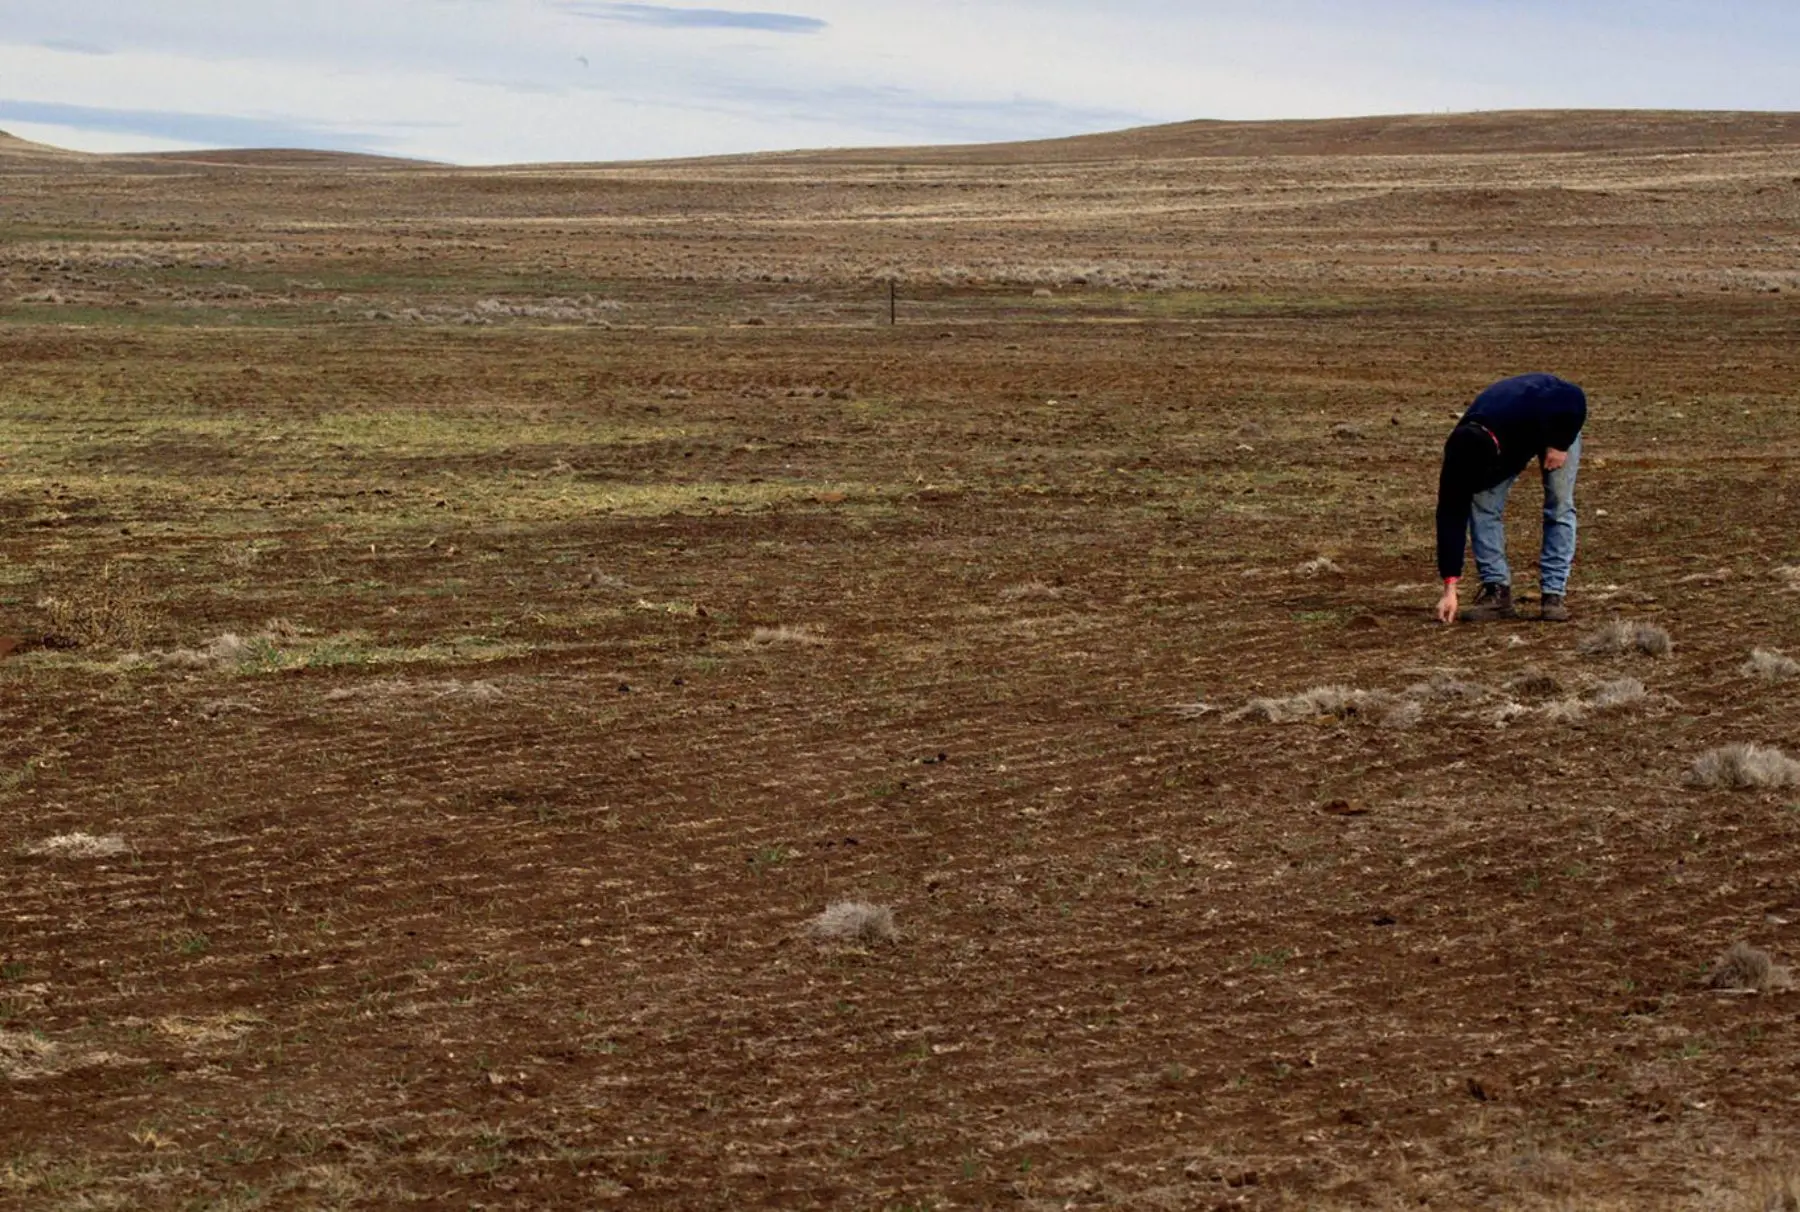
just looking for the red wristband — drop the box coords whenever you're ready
[1444,576,1459,585]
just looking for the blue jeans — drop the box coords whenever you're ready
[1468,434,1581,596]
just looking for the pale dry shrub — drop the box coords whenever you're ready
[1489,700,1532,726]
[474,295,620,322]
[323,678,504,704]
[749,625,827,647]
[22,832,129,858]
[1588,677,1648,709]
[1540,698,1591,724]
[1296,557,1343,576]
[1330,423,1364,441]
[1577,620,1672,657]
[1380,698,1424,730]
[127,621,304,671]
[809,901,897,944]
[1708,941,1793,992]
[1536,677,1646,723]
[1743,649,1800,680]
[1406,672,1489,702]
[998,580,1062,602]
[1232,685,1415,728]
[159,633,252,669]
[1688,743,1800,789]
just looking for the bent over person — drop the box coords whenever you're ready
[1433,372,1587,625]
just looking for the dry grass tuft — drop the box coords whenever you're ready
[1688,743,1800,789]
[0,1030,60,1081]
[21,832,130,858]
[1406,671,1488,702]
[1232,685,1415,728]
[1507,670,1566,700]
[1745,1170,1800,1211]
[1296,556,1343,575]
[1330,422,1365,441]
[1539,697,1590,724]
[36,564,158,650]
[1577,620,1672,657]
[155,632,254,669]
[1541,677,1648,723]
[1743,649,1800,680]
[1708,941,1794,993]
[808,901,898,944]
[1588,677,1648,709]
[123,620,315,671]
[998,580,1063,602]
[322,678,505,704]
[156,1011,263,1044]
[749,625,828,647]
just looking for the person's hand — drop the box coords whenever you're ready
[1544,448,1569,471]
[1434,583,1459,624]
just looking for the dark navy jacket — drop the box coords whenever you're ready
[1436,373,1587,580]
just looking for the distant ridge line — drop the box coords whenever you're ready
[7,109,1800,172]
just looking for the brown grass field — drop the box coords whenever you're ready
[3,109,1800,1209]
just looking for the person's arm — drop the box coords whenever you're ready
[1434,455,1473,623]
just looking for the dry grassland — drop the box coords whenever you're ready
[3,111,1800,1209]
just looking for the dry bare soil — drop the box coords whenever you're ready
[3,110,1800,1209]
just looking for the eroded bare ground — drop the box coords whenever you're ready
[3,117,1800,1208]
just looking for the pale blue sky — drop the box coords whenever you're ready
[1,1,1796,164]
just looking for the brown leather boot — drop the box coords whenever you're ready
[1539,593,1570,623]
[1459,583,1516,622]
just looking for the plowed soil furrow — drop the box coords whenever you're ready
[7,121,1800,1209]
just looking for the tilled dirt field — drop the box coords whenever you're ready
[3,114,1800,1209]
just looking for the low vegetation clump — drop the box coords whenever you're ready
[21,832,130,858]
[998,580,1064,602]
[1235,685,1379,724]
[1541,677,1649,722]
[1405,672,1489,702]
[1506,670,1566,700]
[36,565,159,650]
[1235,669,1657,732]
[1577,620,1672,657]
[748,625,828,647]
[0,1030,61,1081]
[1687,743,1800,789]
[121,620,304,672]
[1707,941,1793,992]
[1742,648,1800,680]
[808,901,898,945]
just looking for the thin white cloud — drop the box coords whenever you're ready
[558,3,828,33]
